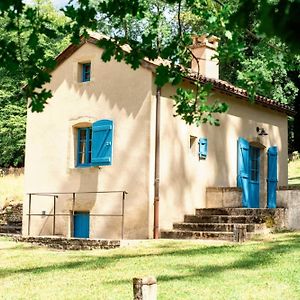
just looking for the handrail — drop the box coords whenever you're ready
[27,191,127,239]
[27,190,128,196]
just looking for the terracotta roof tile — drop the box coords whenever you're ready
[187,72,295,115]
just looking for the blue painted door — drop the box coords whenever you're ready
[267,146,278,208]
[237,138,250,207]
[74,212,90,238]
[249,146,260,208]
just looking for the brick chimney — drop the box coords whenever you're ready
[190,35,219,80]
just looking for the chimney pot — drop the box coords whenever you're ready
[190,34,219,79]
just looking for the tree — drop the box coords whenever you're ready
[0,0,70,167]
[0,0,299,125]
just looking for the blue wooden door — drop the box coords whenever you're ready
[74,212,90,238]
[267,146,278,208]
[249,146,260,208]
[237,138,250,207]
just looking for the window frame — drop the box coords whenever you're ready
[81,63,91,82]
[76,127,92,167]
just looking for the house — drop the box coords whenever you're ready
[22,33,293,240]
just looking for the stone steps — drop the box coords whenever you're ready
[161,208,285,242]
[184,214,266,224]
[195,208,280,216]
[173,222,266,233]
[161,230,235,241]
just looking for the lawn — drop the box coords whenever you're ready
[0,233,300,300]
[0,173,24,207]
[288,159,300,185]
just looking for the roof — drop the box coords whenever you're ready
[54,33,295,116]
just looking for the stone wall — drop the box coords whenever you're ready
[0,204,23,234]
[277,187,300,229]
[12,235,120,250]
[206,187,242,208]
[0,167,24,176]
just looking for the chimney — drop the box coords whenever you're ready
[190,35,219,80]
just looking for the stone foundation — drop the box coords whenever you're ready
[12,235,120,250]
[277,187,300,229]
[0,203,22,234]
[206,187,242,208]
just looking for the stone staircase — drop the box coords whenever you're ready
[161,208,286,241]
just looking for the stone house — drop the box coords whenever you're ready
[23,33,294,240]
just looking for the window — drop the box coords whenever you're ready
[76,120,114,167]
[190,136,197,156]
[250,146,260,181]
[81,63,91,82]
[77,127,92,166]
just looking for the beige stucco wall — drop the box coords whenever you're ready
[23,42,153,239]
[158,82,288,232]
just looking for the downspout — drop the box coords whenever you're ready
[153,87,161,239]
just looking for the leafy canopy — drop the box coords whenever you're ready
[0,0,299,126]
[0,0,70,167]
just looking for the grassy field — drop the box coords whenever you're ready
[0,173,24,207]
[288,159,300,185]
[0,233,300,300]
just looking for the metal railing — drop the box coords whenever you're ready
[27,191,128,239]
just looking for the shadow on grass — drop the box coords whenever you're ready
[1,233,300,281]
[288,176,300,180]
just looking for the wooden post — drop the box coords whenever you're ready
[233,224,247,242]
[133,276,157,300]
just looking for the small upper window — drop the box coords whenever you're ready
[81,63,91,82]
[190,136,197,156]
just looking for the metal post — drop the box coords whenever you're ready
[72,193,75,237]
[153,87,161,239]
[121,192,126,239]
[28,194,32,236]
[53,195,56,235]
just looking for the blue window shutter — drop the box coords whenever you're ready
[237,137,250,208]
[91,120,114,166]
[267,146,278,208]
[198,138,208,159]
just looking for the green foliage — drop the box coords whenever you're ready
[0,104,26,167]
[0,0,299,139]
[173,83,229,125]
[0,0,70,167]
[63,0,299,126]
[230,0,300,52]
[0,0,70,112]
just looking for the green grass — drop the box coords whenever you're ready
[1,233,300,300]
[288,159,300,185]
[0,173,24,207]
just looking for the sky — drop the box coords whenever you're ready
[24,0,71,9]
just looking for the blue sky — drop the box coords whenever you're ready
[24,0,71,9]
[51,0,70,8]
